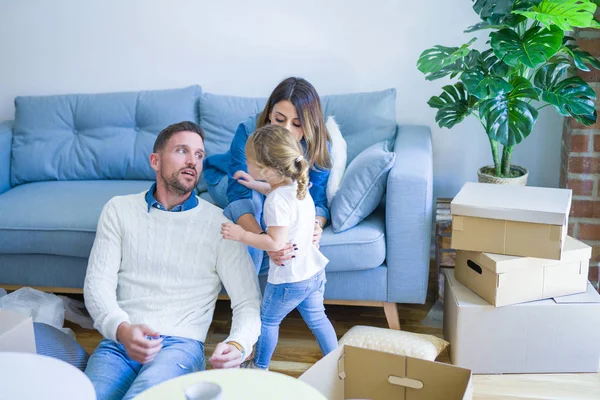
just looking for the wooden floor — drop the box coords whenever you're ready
[69,266,600,400]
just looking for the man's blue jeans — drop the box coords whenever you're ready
[253,270,338,369]
[84,336,205,400]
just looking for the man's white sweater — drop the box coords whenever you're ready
[84,192,261,356]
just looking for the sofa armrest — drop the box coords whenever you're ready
[386,124,433,303]
[0,120,13,195]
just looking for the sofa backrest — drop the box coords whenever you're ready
[199,88,397,165]
[11,86,201,186]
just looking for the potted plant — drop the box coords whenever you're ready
[418,0,600,185]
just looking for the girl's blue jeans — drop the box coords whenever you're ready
[84,336,204,400]
[253,269,338,369]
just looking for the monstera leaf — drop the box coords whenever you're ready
[462,70,514,98]
[472,0,543,23]
[564,45,600,71]
[491,25,563,68]
[417,38,476,80]
[428,83,477,128]
[534,61,571,89]
[479,77,539,146]
[514,0,599,31]
[537,75,598,124]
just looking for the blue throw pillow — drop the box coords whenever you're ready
[330,140,396,233]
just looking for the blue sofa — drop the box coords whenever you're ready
[0,85,433,329]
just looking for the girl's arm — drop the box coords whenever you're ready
[221,223,288,253]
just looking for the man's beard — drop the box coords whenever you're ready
[161,169,198,197]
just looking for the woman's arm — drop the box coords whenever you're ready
[221,223,288,253]
[309,166,331,225]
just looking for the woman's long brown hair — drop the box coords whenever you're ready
[256,77,332,171]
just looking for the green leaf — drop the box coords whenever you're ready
[534,62,571,89]
[479,93,539,146]
[491,25,563,68]
[540,76,598,124]
[462,70,514,98]
[509,76,540,100]
[514,0,598,31]
[479,77,540,146]
[472,0,543,23]
[464,15,526,32]
[427,83,477,129]
[417,38,477,80]
[564,45,600,72]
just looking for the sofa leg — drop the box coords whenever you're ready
[383,302,401,330]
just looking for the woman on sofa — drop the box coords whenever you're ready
[203,77,331,271]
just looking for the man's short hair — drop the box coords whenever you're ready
[153,121,205,153]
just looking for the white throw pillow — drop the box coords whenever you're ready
[338,325,449,361]
[326,116,347,207]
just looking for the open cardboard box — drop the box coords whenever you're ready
[451,182,571,260]
[0,309,36,353]
[299,345,472,400]
[444,269,600,374]
[455,235,590,307]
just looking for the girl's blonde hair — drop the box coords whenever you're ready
[246,125,310,200]
[256,77,332,171]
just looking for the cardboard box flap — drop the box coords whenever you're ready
[451,182,571,225]
[406,357,471,400]
[299,345,472,400]
[553,283,600,304]
[298,346,345,399]
[481,236,591,273]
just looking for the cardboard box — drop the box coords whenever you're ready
[0,309,36,353]
[455,236,591,307]
[299,345,473,400]
[451,182,571,260]
[443,270,600,374]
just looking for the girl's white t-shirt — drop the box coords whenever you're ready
[263,182,329,284]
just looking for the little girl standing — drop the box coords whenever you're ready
[221,124,338,370]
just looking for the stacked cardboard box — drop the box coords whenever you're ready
[444,182,600,374]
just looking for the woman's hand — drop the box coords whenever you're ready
[267,242,296,266]
[221,222,246,242]
[313,220,324,249]
[233,170,271,194]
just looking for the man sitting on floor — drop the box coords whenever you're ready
[83,121,261,400]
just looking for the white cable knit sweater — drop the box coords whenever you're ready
[84,192,261,356]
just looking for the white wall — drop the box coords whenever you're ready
[0,0,562,198]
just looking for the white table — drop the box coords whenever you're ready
[0,352,95,400]
[134,368,326,400]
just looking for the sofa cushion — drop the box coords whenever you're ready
[198,187,386,273]
[198,88,397,165]
[199,93,266,158]
[12,86,201,186]
[322,88,397,164]
[331,141,396,233]
[319,207,386,272]
[0,180,153,258]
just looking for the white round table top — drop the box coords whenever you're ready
[134,368,326,400]
[0,352,95,400]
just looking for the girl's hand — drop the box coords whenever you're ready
[267,242,296,266]
[221,222,246,242]
[233,170,271,194]
[312,220,323,249]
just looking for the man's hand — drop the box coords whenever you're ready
[221,222,247,242]
[116,322,163,364]
[209,342,243,369]
[267,242,296,266]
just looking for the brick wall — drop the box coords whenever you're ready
[560,23,600,291]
